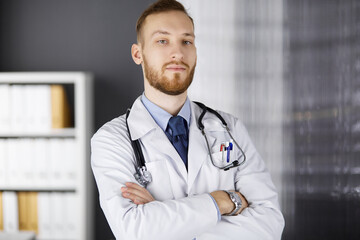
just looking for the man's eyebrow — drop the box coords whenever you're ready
[151,30,195,38]
[151,30,170,37]
[183,32,195,38]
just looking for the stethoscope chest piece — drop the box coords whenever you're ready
[134,166,152,187]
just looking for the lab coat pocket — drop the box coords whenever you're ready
[210,151,225,167]
[145,160,174,201]
[210,145,237,168]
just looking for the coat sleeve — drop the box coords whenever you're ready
[195,115,285,240]
[226,117,285,239]
[90,117,218,240]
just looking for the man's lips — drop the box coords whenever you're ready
[165,65,186,71]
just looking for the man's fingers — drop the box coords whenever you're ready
[122,185,153,200]
[125,182,155,199]
[122,187,153,201]
[121,191,148,205]
[121,182,155,204]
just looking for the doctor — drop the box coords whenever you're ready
[91,0,285,239]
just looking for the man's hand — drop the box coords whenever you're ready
[121,182,155,205]
[210,190,248,215]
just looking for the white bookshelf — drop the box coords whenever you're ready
[0,72,94,240]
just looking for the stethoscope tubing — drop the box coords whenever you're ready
[194,101,246,171]
[126,102,247,186]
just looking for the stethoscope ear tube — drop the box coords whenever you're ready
[125,109,147,173]
[194,101,228,129]
[195,102,247,171]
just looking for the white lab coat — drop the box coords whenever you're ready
[91,97,285,240]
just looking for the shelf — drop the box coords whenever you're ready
[0,72,89,84]
[0,128,76,138]
[0,231,36,240]
[0,187,76,192]
[0,72,94,240]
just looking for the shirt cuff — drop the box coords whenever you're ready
[208,193,221,222]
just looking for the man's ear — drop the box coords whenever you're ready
[131,43,143,65]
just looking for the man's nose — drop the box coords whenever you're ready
[171,44,184,60]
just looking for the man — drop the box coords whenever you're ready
[91,0,285,239]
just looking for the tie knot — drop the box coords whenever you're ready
[168,116,187,137]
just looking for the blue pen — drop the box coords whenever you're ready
[226,142,233,163]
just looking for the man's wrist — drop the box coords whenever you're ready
[223,190,242,216]
[210,190,247,216]
[210,190,235,215]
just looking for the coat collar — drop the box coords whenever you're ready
[127,96,158,141]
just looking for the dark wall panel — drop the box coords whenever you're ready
[284,0,360,239]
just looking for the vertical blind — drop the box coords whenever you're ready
[180,0,287,215]
[180,0,360,239]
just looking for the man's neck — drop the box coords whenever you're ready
[144,86,187,116]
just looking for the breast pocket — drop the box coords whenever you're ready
[201,150,237,191]
[145,160,174,201]
[210,143,238,169]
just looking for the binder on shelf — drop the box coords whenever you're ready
[37,192,52,240]
[51,85,71,129]
[17,192,38,235]
[34,139,50,187]
[64,139,77,188]
[64,193,78,239]
[52,192,65,239]
[18,192,28,231]
[28,192,38,235]
[0,191,3,231]
[18,139,34,187]
[10,85,26,132]
[24,85,37,133]
[0,84,10,132]
[2,191,19,232]
[49,139,64,188]
[0,140,7,188]
[34,85,52,132]
[7,139,21,187]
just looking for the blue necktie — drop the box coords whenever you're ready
[167,116,188,168]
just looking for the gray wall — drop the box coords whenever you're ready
[284,0,360,239]
[0,1,153,239]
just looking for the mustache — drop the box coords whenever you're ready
[162,61,190,70]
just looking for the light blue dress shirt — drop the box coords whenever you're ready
[141,93,191,131]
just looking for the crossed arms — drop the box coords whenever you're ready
[121,182,248,215]
[91,116,284,240]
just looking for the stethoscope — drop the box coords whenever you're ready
[125,102,246,187]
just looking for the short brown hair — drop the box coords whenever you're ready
[136,0,194,43]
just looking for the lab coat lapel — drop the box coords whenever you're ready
[187,102,216,191]
[145,127,188,181]
[128,97,188,185]
[127,97,156,140]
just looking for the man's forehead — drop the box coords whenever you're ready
[142,11,194,36]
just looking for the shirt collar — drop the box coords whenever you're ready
[141,93,191,132]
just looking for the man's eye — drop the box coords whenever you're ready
[183,40,192,45]
[158,40,167,44]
